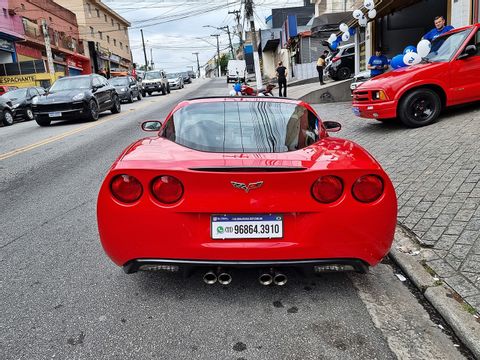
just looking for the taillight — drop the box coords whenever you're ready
[352,175,384,203]
[151,175,184,204]
[311,176,343,203]
[332,56,340,63]
[110,174,143,203]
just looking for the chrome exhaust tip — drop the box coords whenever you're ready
[273,273,287,286]
[203,271,217,285]
[259,273,273,286]
[217,272,232,285]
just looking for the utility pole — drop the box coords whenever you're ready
[150,48,154,69]
[245,0,263,89]
[210,34,221,77]
[228,9,243,56]
[223,26,235,59]
[192,52,200,78]
[141,29,148,71]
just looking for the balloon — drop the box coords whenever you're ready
[353,9,363,19]
[368,9,377,19]
[403,45,417,55]
[331,41,339,51]
[403,52,422,66]
[234,83,241,92]
[339,23,349,33]
[358,15,368,27]
[364,0,375,10]
[391,54,406,69]
[349,27,357,36]
[417,39,431,57]
[328,33,337,42]
[342,32,350,42]
[229,90,237,96]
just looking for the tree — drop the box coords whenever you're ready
[219,53,229,74]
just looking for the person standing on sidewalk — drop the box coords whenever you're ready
[276,61,288,97]
[316,55,326,85]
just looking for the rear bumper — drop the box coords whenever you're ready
[352,100,397,119]
[123,258,369,274]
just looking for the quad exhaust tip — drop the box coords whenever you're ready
[273,273,288,286]
[218,272,232,285]
[259,273,273,286]
[203,271,217,285]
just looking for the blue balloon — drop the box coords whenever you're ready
[348,27,356,36]
[331,41,339,51]
[403,45,417,55]
[234,83,241,92]
[391,54,407,69]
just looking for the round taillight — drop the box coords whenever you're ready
[151,175,184,204]
[352,175,384,203]
[110,174,143,203]
[311,176,344,203]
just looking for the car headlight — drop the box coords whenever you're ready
[119,87,126,92]
[32,97,39,105]
[12,103,20,109]
[72,93,85,101]
[372,90,388,101]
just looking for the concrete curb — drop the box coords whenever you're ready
[389,226,480,359]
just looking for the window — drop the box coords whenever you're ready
[113,39,116,46]
[96,9,99,17]
[124,27,127,35]
[120,42,123,49]
[107,35,110,44]
[98,31,103,40]
[90,26,94,37]
[111,19,114,26]
[3,8,6,17]
[104,14,107,22]
[49,16,52,22]
[117,23,120,30]
[87,4,91,16]
[92,76,102,87]
[21,4,25,10]
[126,45,129,52]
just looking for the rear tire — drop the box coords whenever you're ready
[398,89,441,128]
[337,67,352,80]
[35,117,51,126]
[111,95,121,114]
[2,109,14,126]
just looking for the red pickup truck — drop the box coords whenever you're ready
[353,23,480,127]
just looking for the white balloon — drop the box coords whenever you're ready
[229,90,237,96]
[339,23,349,33]
[403,52,422,66]
[359,15,368,27]
[342,32,350,42]
[329,33,337,42]
[368,9,377,19]
[364,0,375,10]
[353,9,363,19]
[417,39,431,57]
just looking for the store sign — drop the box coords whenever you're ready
[0,75,36,84]
[0,39,14,52]
[66,56,83,70]
[109,54,120,63]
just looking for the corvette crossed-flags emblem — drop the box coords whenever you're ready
[230,181,264,193]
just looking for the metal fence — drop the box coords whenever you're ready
[292,61,317,81]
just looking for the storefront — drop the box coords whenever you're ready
[109,53,121,72]
[0,38,17,63]
[0,72,64,88]
[66,55,90,76]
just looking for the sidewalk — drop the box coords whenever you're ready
[288,82,480,354]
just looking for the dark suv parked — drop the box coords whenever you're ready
[32,74,121,126]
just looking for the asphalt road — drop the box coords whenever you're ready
[0,78,468,359]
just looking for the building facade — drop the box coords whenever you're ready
[56,0,132,75]
[0,0,24,64]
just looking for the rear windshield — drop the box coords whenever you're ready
[162,101,319,153]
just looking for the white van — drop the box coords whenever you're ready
[227,60,247,83]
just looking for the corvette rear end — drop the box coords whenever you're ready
[97,97,397,282]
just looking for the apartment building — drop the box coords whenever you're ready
[56,0,132,74]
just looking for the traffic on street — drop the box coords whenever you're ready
[1,0,479,359]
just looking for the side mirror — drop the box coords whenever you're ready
[459,45,477,59]
[323,121,342,133]
[141,120,162,132]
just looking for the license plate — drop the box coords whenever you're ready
[48,112,62,118]
[211,214,283,239]
[352,107,360,116]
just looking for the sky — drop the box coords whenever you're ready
[103,0,305,73]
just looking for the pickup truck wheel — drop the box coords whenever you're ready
[2,109,14,126]
[337,67,352,80]
[398,89,441,128]
[111,95,121,114]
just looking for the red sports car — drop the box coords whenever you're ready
[97,97,397,285]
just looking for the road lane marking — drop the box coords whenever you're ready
[0,101,151,161]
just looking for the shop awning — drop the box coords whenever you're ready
[311,11,352,34]
[263,38,280,52]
